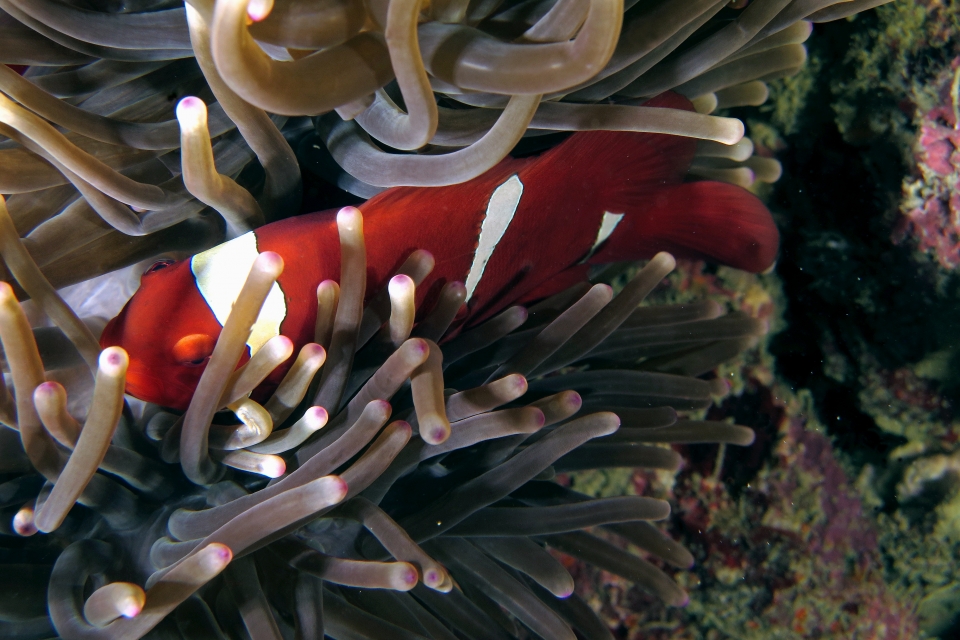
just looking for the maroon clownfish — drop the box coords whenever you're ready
[100,98,779,411]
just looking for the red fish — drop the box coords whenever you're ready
[100,95,778,410]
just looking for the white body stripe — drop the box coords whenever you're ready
[465,174,523,303]
[191,231,287,355]
[593,212,624,251]
[580,211,624,263]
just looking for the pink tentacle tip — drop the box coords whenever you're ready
[567,391,582,409]
[424,569,441,586]
[119,598,144,619]
[557,585,575,598]
[12,508,37,537]
[260,456,286,478]
[653,251,677,270]
[390,274,415,289]
[413,249,435,264]
[246,0,274,22]
[709,377,731,396]
[307,406,329,426]
[426,422,449,445]
[208,543,233,565]
[99,347,128,373]
[34,381,63,398]
[510,374,528,394]
[399,564,419,589]
[392,420,413,437]
[408,338,429,358]
[257,251,284,274]
[370,399,393,418]
[336,206,363,229]
[103,348,124,365]
[303,343,325,358]
[534,408,546,427]
[327,476,349,500]
[175,96,205,123]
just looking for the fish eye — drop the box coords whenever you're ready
[144,259,175,275]
[173,334,215,367]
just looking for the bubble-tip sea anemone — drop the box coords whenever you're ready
[1,199,767,639]
[0,0,892,636]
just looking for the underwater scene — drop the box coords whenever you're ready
[1,0,958,638]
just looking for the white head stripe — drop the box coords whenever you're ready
[191,231,287,355]
[465,174,523,303]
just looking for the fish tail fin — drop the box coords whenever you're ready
[543,92,779,273]
[588,181,780,273]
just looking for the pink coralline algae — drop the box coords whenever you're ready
[546,263,921,638]
[894,59,960,269]
[560,382,922,639]
[748,400,921,639]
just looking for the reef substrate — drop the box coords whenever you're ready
[0,0,894,638]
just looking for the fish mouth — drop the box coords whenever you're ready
[101,310,198,410]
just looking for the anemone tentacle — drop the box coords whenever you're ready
[0,203,772,639]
